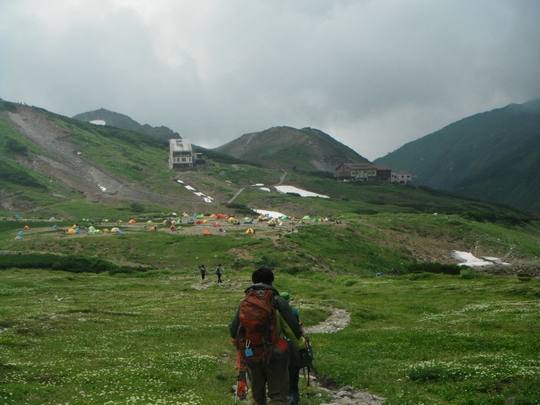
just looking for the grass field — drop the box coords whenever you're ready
[1,214,539,404]
[1,267,539,405]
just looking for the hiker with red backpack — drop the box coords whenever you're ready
[229,267,306,405]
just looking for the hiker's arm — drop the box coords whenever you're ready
[274,296,303,339]
[278,312,306,349]
[229,307,240,338]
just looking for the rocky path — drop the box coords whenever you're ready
[303,307,387,405]
[304,307,351,334]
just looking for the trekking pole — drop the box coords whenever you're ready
[303,366,311,405]
[234,377,238,405]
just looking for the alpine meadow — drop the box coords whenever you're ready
[1,99,540,405]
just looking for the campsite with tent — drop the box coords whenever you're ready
[6,210,336,241]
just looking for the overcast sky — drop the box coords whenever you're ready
[1,0,539,160]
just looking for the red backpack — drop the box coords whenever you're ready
[236,288,282,361]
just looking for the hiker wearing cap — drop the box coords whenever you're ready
[281,292,301,405]
[229,267,306,405]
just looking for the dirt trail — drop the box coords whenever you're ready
[305,308,350,334]
[304,308,386,405]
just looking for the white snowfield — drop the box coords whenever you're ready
[89,120,106,125]
[274,185,329,198]
[254,209,287,218]
[174,180,213,203]
[452,251,510,267]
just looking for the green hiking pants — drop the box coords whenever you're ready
[247,355,289,405]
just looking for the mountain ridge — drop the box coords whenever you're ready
[73,108,181,140]
[214,125,369,172]
[2,97,540,215]
[374,98,540,212]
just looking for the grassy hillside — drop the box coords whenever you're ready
[453,130,540,212]
[214,126,369,172]
[374,99,540,213]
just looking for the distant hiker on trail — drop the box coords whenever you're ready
[215,264,224,283]
[199,264,207,280]
[229,267,306,405]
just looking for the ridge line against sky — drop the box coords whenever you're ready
[1,0,539,160]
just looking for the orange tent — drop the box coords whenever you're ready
[202,229,210,235]
[129,219,137,224]
[213,222,221,227]
[149,226,156,231]
[23,225,31,231]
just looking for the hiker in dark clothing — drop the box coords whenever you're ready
[229,267,306,405]
[199,264,207,280]
[281,292,301,405]
[215,263,224,283]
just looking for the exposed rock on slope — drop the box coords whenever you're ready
[4,105,197,209]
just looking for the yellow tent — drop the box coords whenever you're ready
[67,228,76,234]
[245,228,255,234]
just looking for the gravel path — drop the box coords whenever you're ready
[304,308,387,405]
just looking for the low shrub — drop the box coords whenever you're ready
[281,266,309,275]
[0,253,118,274]
[460,268,480,279]
[109,266,149,275]
[341,278,357,287]
[407,262,462,275]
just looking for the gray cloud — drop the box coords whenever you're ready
[1,0,539,160]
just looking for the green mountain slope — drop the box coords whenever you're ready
[73,108,181,140]
[374,99,540,210]
[0,98,536,223]
[453,129,540,211]
[214,126,369,172]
